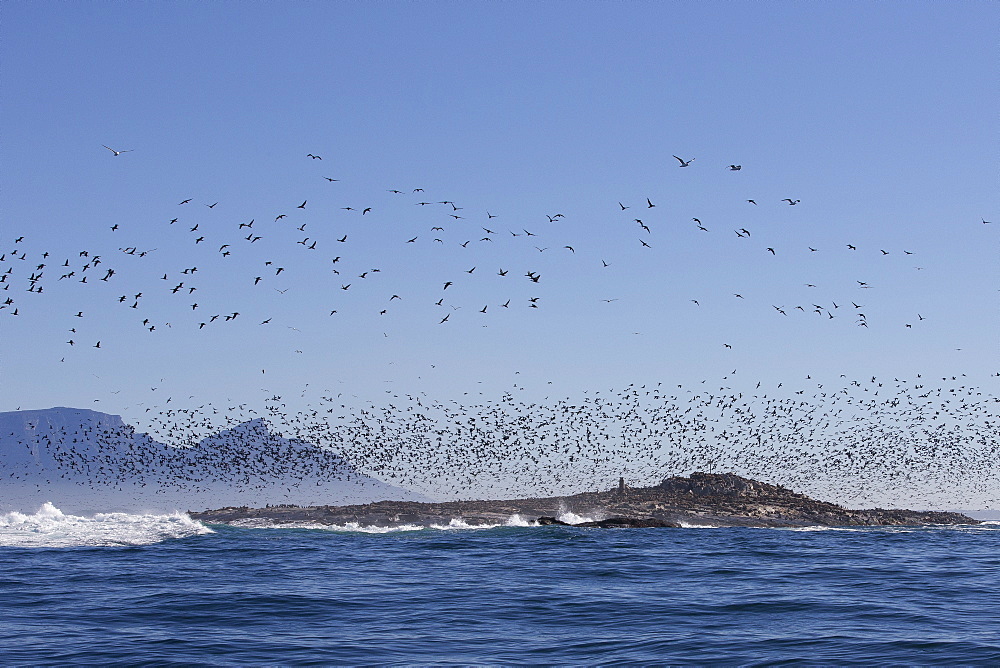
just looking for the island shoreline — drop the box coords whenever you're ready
[188,472,978,529]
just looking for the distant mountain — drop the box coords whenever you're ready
[0,407,428,514]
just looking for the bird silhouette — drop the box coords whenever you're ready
[102,145,132,156]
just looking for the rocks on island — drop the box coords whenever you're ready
[188,472,978,529]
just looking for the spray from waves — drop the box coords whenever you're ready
[557,509,598,524]
[0,502,214,548]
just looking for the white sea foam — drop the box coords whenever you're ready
[430,517,537,530]
[557,510,597,524]
[0,502,213,548]
[789,523,1000,533]
[954,520,1000,532]
[231,514,540,532]
[504,514,537,527]
[431,518,486,530]
[678,521,721,528]
[333,522,426,533]
[229,518,427,533]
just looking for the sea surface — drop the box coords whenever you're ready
[1,504,999,665]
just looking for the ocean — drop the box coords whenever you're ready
[1,505,998,665]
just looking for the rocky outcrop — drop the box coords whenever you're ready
[656,471,806,500]
[537,516,679,528]
[188,472,979,529]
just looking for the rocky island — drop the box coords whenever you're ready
[188,472,977,529]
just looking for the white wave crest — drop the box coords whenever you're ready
[557,510,597,524]
[230,514,541,532]
[504,514,537,527]
[429,515,542,529]
[954,521,1000,532]
[331,522,427,533]
[430,518,478,530]
[432,517,540,530]
[228,518,427,532]
[0,502,213,548]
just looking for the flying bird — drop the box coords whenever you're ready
[102,145,132,156]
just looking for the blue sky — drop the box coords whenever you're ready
[2,1,997,439]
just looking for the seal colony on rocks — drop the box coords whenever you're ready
[188,472,978,529]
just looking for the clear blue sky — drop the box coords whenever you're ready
[2,1,997,436]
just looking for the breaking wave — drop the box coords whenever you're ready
[556,510,598,524]
[0,502,213,548]
[227,513,542,532]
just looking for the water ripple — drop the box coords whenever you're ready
[1,522,998,663]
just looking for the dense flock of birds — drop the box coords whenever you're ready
[1,148,997,507]
[3,373,998,507]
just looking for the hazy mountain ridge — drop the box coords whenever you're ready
[0,407,427,514]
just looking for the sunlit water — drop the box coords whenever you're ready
[1,504,998,664]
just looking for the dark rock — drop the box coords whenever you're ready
[656,471,803,500]
[573,516,678,528]
[536,516,571,526]
[536,515,675,528]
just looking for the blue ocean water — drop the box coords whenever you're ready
[1,507,998,664]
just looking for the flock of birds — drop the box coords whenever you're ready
[2,148,956,352]
[2,373,998,508]
[1,147,996,506]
